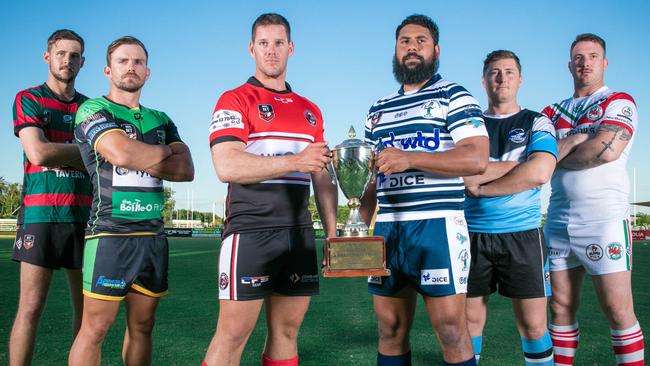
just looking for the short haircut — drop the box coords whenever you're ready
[251,13,291,42]
[106,36,148,66]
[47,29,84,53]
[395,14,439,45]
[483,50,521,74]
[570,33,606,56]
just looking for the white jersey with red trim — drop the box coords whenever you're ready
[209,77,324,237]
[542,86,638,225]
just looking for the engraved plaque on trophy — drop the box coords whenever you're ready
[323,126,390,278]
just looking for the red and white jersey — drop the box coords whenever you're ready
[542,86,638,225]
[209,77,324,237]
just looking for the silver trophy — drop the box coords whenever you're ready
[324,126,389,277]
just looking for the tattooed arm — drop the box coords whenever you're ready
[559,124,632,170]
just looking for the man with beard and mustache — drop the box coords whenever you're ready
[9,28,91,366]
[68,36,194,366]
[203,13,337,366]
[360,14,489,366]
[541,34,643,366]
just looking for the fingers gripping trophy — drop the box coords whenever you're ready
[323,126,390,277]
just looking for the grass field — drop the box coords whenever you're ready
[1,238,648,365]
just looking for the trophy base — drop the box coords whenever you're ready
[323,236,390,278]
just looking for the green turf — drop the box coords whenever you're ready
[1,238,648,365]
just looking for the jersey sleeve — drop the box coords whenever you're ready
[13,90,44,136]
[163,113,183,145]
[209,91,250,147]
[600,93,637,136]
[445,85,488,142]
[527,114,558,159]
[311,103,325,143]
[74,102,122,151]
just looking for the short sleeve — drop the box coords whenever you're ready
[74,103,122,151]
[13,91,44,136]
[209,91,250,147]
[527,114,558,159]
[445,85,488,142]
[600,93,637,136]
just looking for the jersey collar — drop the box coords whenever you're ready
[397,73,442,96]
[247,76,292,94]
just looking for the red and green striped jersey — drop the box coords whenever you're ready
[13,83,92,224]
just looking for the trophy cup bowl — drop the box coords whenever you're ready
[323,126,389,277]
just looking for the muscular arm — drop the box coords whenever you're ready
[463,160,519,187]
[95,130,172,171]
[559,124,631,170]
[556,133,589,161]
[144,143,194,182]
[19,127,85,170]
[312,169,338,238]
[376,136,489,177]
[211,140,331,185]
[470,152,556,197]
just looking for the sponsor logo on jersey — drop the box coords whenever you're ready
[368,276,383,285]
[96,276,126,289]
[459,276,467,285]
[586,243,603,261]
[23,234,35,249]
[133,112,143,122]
[379,130,440,151]
[466,118,484,128]
[304,110,317,126]
[548,247,561,257]
[156,130,166,144]
[458,249,469,271]
[258,104,275,122]
[123,124,137,139]
[241,276,269,287]
[421,269,450,285]
[370,111,382,127]
[394,111,408,119]
[112,192,164,220]
[422,100,441,118]
[606,242,623,260]
[210,109,244,131]
[622,106,633,118]
[273,96,293,104]
[63,114,73,123]
[453,216,466,227]
[219,273,229,290]
[456,232,468,245]
[587,105,603,120]
[113,166,162,188]
[14,237,22,250]
[507,128,527,143]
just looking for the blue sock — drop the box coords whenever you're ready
[443,357,477,366]
[377,351,411,366]
[471,335,483,363]
[521,332,553,366]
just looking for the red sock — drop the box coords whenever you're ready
[261,352,299,366]
[201,361,208,366]
[611,322,644,366]
[549,323,579,366]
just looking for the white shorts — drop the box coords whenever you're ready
[544,219,632,275]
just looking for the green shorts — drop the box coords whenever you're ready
[83,235,168,301]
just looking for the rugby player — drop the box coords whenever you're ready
[360,14,489,366]
[542,33,644,366]
[202,13,337,366]
[68,36,194,366]
[9,29,90,366]
[463,50,557,365]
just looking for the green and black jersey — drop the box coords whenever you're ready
[74,97,183,238]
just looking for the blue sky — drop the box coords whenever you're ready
[1,0,649,215]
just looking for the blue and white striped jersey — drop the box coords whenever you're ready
[365,74,488,222]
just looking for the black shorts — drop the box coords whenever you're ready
[217,227,319,300]
[82,235,168,301]
[12,223,85,270]
[467,228,550,299]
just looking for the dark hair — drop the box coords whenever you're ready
[252,13,291,41]
[47,29,84,53]
[570,33,606,56]
[395,14,439,44]
[106,36,148,66]
[483,50,521,74]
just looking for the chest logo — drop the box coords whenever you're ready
[507,128,527,143]
[422,100,441,118]
[370,111,382,127]
[123,124,137,139]
[258,104,275,122]
[63,114,73,124]
[587,105,603,120]
[304,110,317,126]
[156,130,166,144]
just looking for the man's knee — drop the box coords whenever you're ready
[602,300,635,327]
[15,296,47,324]
[432,317,467,346]
[129,315,156,335]
[81,315,116,344]
[549,295,578,319]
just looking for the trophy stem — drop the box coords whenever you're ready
[342,197,368,237]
